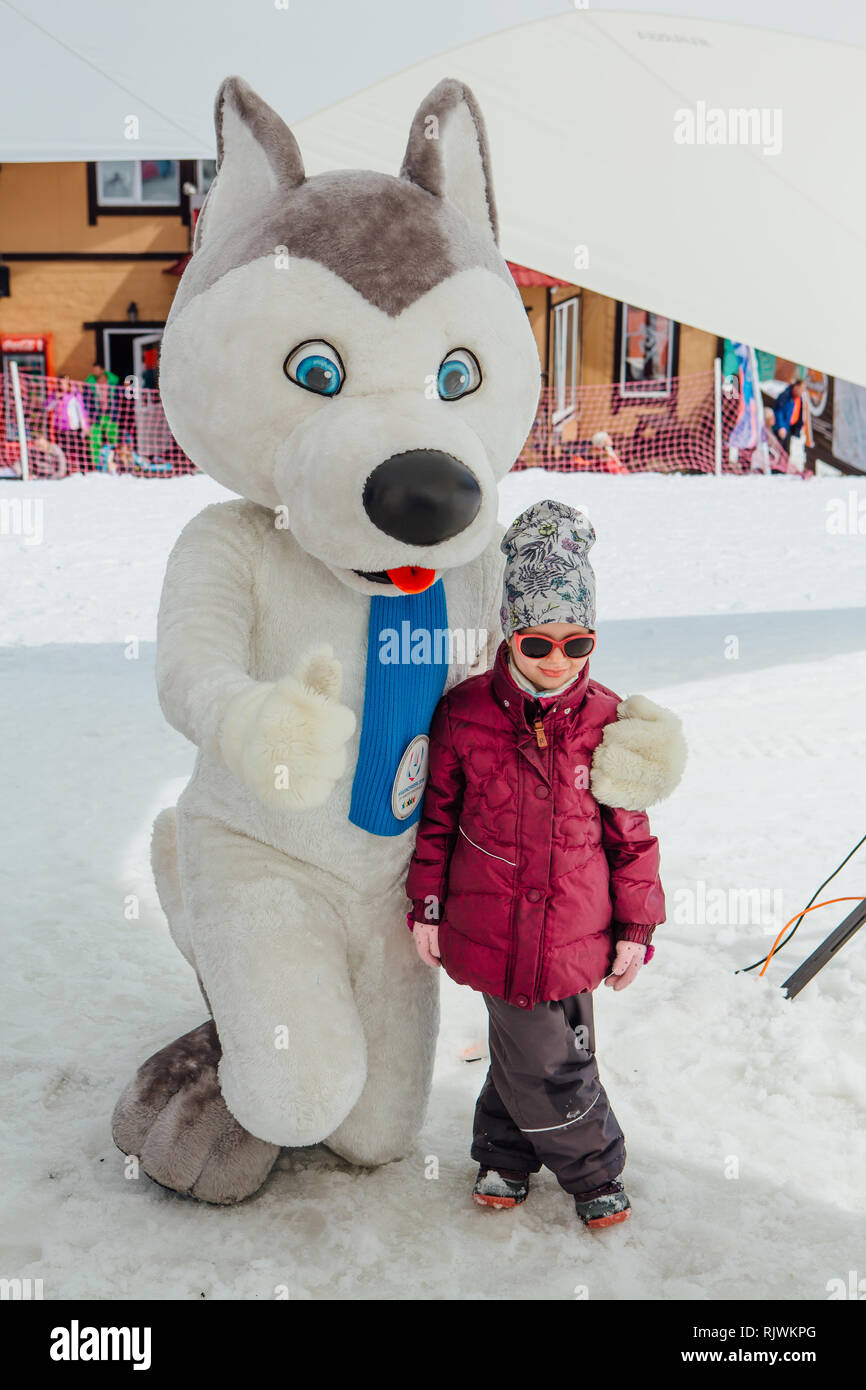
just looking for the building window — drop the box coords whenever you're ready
[96,160,181,208]
[196,159,217,194]
[552,296,579,419]
[618,305,674,398]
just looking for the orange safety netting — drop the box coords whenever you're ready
[515,372,801,476]
[0,367,802,480]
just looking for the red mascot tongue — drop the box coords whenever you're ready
[386,566,437,594]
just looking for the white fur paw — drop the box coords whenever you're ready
[220,645,356,810]
[590,694,687,810]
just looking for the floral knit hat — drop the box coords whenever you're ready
[499,499,596,639]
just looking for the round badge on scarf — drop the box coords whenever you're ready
[390,734,429,821]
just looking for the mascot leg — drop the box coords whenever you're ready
[151,807,192,965]
[115,813,280,1204]
[324,886,439,1166]
[175,815,368,1148]
[151,807,211,1013]
[113,816,370,1201]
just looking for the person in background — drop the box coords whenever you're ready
[140,346,159,390]
[96,440,119,474]
[772,376,807,448]
[45,375,90,472]
[85,362,120,468]
[114,432,167,474]
[591,430,627,474]
[114,437,139,473]
[29,427,68,479]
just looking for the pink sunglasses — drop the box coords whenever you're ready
[513,631,596,660]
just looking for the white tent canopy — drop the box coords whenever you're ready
[3,0,866,384]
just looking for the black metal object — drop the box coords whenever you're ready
[781,897,866,998]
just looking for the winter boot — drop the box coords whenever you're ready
[472,1166,530,1209]
[573,1178,631,1229]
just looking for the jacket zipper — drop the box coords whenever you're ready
[506,699,551,1002]
[531,698,551,1000]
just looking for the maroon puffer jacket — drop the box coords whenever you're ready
[405,640,665,1009]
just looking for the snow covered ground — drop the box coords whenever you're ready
[2,468,865,1300]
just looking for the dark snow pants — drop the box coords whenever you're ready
[470,991,626,1195]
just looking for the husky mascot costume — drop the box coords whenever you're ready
[112,76,686,1203]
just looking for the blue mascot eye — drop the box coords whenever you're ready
[284,340,345,396]
[437,348,481,400]
[297,356,340,394]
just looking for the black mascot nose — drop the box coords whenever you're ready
[362,450,482,545]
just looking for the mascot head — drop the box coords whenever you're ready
[160,76,541,596]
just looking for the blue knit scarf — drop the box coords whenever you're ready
[348,581,449,836]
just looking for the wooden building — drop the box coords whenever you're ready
[0,158,211,383]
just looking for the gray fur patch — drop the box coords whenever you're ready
[174,168,515,319]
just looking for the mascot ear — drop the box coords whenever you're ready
[194,76,305,251]
[399,78,499,245]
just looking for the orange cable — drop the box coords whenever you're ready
[759,898,866,976]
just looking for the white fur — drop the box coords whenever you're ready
[220,648,356,811]
[152,499,504,1151]
[590,694,688,811]
[150,808,193,968]
[439,101,493,235]
[158,257,540,557]
[203,104,278,235]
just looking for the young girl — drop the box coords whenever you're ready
[405,499,666,1230]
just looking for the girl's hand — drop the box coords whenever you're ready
[604,940,646,990]
[413,922,441,968]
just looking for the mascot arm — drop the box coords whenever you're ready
[590,694,687,811]
[471,531,685,811]
[156,504,356,810]
[155,504,261,758]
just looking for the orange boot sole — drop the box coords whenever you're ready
[472,1191,525,1209]
[585,1206,631,1229]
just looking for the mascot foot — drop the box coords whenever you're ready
[112,1020,280,1204]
